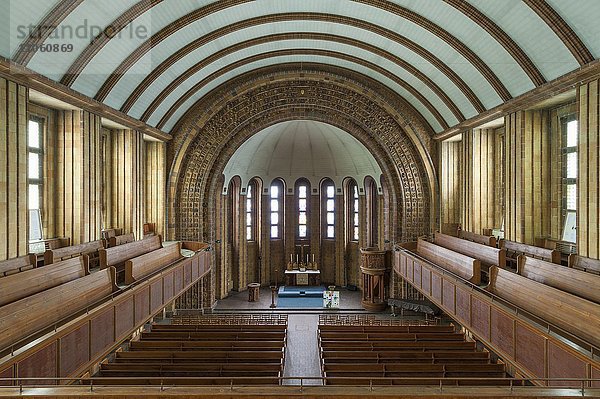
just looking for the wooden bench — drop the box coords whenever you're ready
[322,351,491,363]
[406,238,481,284]
[458,230,497,247]
[108,233,136,248]
[101,228,122,241]
[441,223,460,237]
[517,255,600,304]
[0,267,117,351]
[143,222,156,238]
[0,254,37,277]
[318,325,455,333]
[568,254,600,275]
[115,350,285,363]
[487,266,600,348]
[434,233,505,271]
[44,240,104,267]
[124,242,182,285]
[0,256,89,307]
[99,235,162,277]
[498,239,560,267]
[141,331,286,341]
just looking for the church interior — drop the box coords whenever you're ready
[0,1,599,397]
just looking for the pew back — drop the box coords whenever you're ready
[434,233,505,269]
[517,255,600,303]
[0,267,117,351]
[487,266,600,349]
[416,238,481,284]
[44,240,104,266]
[101,228,122,241]
[125,242,182,285]
[568,254,600,275]
[458,230,497,247]
[108,233,136,248]
[99,235,162,271]
[440,223,460,237]
[499,239,560,264]
[0,254,37,277]
[0,256,89,307]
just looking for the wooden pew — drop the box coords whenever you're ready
[440,223,460,237]
[99,235,162,277]
[409,238,481,284]
[0,254,37,277]
[44,240,104,267]
[517,255,600,304]
[143,222,156,238]
[568,254,600,275]
[124,242,182,285]
[458,230,497,247]
[499,239,560,266]
[0,267,117,351]
[101,228,122,241]
[434,232,505,270]
[487,266,600,349]
[0,256,89,307]
[108,233,136,248]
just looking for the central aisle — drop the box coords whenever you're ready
[283,314,322,385]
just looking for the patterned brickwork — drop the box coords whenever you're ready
[167,66,436,247]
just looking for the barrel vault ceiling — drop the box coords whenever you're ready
[2,0,599,135]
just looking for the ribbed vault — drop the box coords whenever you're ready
[3,0,598,135]
[167,64,436,243]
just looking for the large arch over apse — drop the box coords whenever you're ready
[167,63,438,246]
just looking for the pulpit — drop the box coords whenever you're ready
[360,247,389,311]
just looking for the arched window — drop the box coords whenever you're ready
[296,180,310,239]
[348,181,359,241]
[270,180,283,239]
[246,183,256,241]
[322,180,335,239]
[365,177,378,246]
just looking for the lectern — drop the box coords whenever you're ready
[360,247,389,311]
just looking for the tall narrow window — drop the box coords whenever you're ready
[324,183,335,239]
[246,184,254,240]
[352,184,359,241]
[297,182,308,238]
[28,117,43,241]
[270,181,282,239]
[562,118,578,243]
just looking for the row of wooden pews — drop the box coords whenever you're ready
[0,254,37,277]
[318,323,511,386]
[94,315,287,385]
[398,233,600,350]
[0,237,209,353]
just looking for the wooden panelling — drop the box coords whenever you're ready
[59,325,89,377]
[0,78,28,261]
[145,142,166,237]
[490,308,514,358]
[462,128,502,233]
[17,342,57,385]
[53,110,102,245]
[579,79,600,258]
[592,366,600,388]
[115,298,134,340]
[0,250,211,383]
[505,110,552,244]
[470,297,490,339]
[0,367,12,384]
[515,322,546,379]
[440,140,461,226]
[442,278,455,313]
[548,341,587,387]
[104,129,145,239]
[90,309,114,359]
[394,249,600,386]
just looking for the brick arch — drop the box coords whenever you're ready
[168,68,437,245]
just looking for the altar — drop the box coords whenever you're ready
[284,269,321,286]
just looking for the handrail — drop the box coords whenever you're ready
[0,376,599,388]
[0,244,212,357]
[395,246,600,359]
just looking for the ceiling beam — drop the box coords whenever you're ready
[0,57,171,141]
[433,60,600,141]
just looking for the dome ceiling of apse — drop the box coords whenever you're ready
[2,0,599,135]
[222,120,383,189]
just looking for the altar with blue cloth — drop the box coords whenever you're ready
[277,285,325,308]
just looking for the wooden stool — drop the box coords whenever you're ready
[247,283,260,302]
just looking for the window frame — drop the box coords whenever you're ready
[348,182,359,242]
[561,116,578,243]
[245,182,257,241]
[296,180,310,240]
[270,180,283,239]
[27,116,44,211]
[322,180,335,240]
